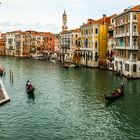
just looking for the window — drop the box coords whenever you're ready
[133,54,137,61]
[84,39,88,48]
[112,19,114,24]
[86,30,88,34]
[76,40,78,46]
[125,63,129,72]
[8,39,13,44]
[95,28,98,35]
[133,25,137,32]
[133,15,137,20]
[133,64,137,72]
[133,38,137,46]
[95,42,98,49]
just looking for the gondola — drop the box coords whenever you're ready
[60,63,69,68]
[0,69,3,77]
[105,87,124,100]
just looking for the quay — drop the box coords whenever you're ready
[0,77,10,105]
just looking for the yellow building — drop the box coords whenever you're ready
[79,19,99,67]
[99,24,108,65]
[97,15,113,66]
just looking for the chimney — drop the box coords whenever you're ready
[87,19,94,24]
[103,14,106,17]
[103,14,106,24]
[124,9,128,12]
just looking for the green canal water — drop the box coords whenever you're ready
[0,56,140,140]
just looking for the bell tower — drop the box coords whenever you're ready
[62,10,68,32]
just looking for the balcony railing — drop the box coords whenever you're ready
[126,32,130,36]
[114,46,125,49]
[114,45,138,50]
[132,72,140,78]
[133,19,138,23]
[115,32,139,37]
[133,32,138,36]
[126,46,138,50]
[115,33,128,38]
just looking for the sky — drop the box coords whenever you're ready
[0,0,140,33]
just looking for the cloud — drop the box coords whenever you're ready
[0,21,60,33]
[0,0,140,33]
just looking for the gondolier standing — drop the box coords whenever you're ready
[120,81,124,89]
[26,80,31,88]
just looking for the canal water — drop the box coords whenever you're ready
[0,56,140,140]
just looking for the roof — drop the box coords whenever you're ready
[115,4,140,18]
[80,15,114,28]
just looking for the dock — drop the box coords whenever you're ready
[0,77,10,105]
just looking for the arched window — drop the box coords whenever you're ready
[84,38,88,48]
[133,25,137,32]
[95,28,98,35]
[133,15,137,20]
[133,38,137,46]
[133,64,137,72]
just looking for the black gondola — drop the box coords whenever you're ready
[105,87,124,100]
[0,69,3,77]
[60,63,69,68]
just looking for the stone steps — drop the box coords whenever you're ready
[0,77,10,105]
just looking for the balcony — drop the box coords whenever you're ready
[133,19,138,23]
[114,33,126,38]
[126,32,130,36]
[80,47,93,51]
[114,46,125,49]
[133,32,138,36]
[126,46,138,50]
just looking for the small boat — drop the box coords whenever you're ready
[60,63,69,68]
[0,68,3,77]
[50,59,56,63]
[31,54,45,60]
[68,64,76,68]
[105,87,124,100]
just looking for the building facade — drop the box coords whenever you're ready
[114,5,140,78]
[106,15,116,70]
[80,19,99,67]
[59,31,72,62]
[0,33,6,55]
[5,30,55,58]
[6,31,17,56]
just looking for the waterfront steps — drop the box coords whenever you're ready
[0,78,10,105]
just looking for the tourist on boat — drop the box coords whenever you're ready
[0,68,3,72]
[0,68,3,77]
[117,88,121,93]
[120,81,124,89]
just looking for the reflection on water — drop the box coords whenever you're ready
[0,57,140,140]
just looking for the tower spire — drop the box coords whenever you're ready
[62,10,67,32]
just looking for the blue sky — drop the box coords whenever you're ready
[0,0,139,33]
